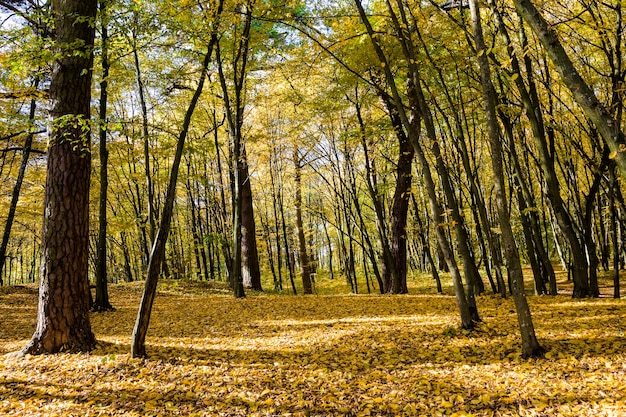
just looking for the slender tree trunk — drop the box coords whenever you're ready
[269,152,283,290]
[469,0,544,358]
[131,14,221,357]
[0,77,39,285]
[506,118,557,295]
[186,173,204,280]
[294,149,313,294]
[120,232,134,282]
[354,0,474,328]
[131,16,157,250]
[93,0,113,312]
[211,109,232,282]
[609,164,621,298]
[322,217,335,281]
[362,90,412,294]
[490,3,587,297]
[22,0,98,355]
[412,195,442,293]
[215,3,253,298]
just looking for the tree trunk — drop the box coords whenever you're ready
[0,77,39,286]
[294,149,313,294]
[215,3,253,298]
[469,0,544,358]
[412,195,442,294]
[366,90,412,294]
[354,0,474,328]
[131,14,157,251]
[93,0,113,312]
[240,150,262,291]
[513,0,626,176]
[609,164,621,298]
[22,0,98,355]
[131,14,221,357]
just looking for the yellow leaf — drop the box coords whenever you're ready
[441,400,454,408]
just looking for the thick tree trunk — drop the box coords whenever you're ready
[388,131,413,294]
[22,0,98,355]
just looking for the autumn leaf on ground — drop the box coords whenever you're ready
[1,282,625,416]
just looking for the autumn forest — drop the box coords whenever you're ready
[1,0,625,415]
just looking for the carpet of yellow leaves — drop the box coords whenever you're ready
[1,280,625,416]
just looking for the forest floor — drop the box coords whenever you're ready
[0,272,625,416]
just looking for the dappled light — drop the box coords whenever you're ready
[2,281,625,416]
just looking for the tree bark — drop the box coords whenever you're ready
[240,149,262,291]
[22,0,98,355]
[469,0,544,358]
[93,0,114,312]
[294,148,313,294]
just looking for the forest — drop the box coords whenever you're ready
[0,0,625,415]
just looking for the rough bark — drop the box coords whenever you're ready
[387,124,413,294]
[21,0,98,355]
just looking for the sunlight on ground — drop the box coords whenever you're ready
[1,280,625,416]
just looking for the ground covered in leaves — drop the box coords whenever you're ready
[1,279,625,416]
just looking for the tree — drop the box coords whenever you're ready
[92,0,114,312]
[131,0,223,358]
[468,0,543,358]
[0,0,48,286]
[21,0,98,354]
[353,0,476,328]
[513,0,626,177]
[293,146,314,294]
[216,0,258,297]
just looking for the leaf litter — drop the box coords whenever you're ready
[1,281,625,416]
